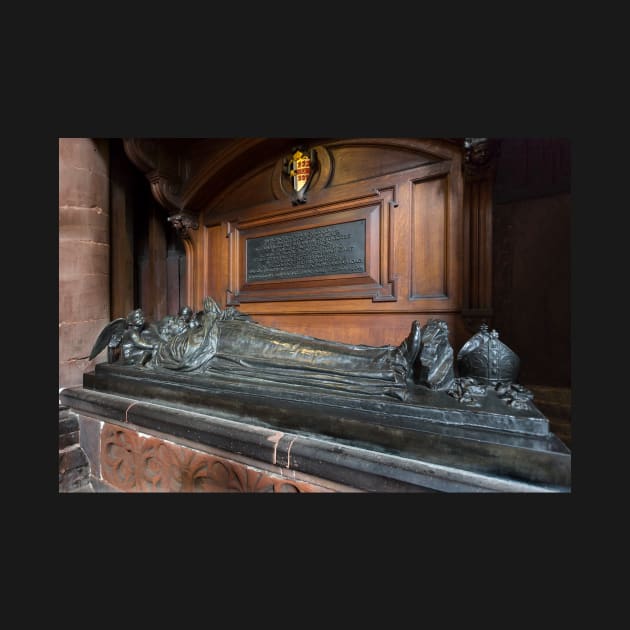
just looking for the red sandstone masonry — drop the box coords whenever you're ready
[99,423,340,493]
[59,162,109,210]
[59,205,109,243]
[59,358,101,390]
[59,319,110,362]
[59,240,109,277]
[59,138,110,390]
[59,138,109,176]
[58,275,110,322]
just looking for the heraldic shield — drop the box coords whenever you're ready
[284,147,318,205]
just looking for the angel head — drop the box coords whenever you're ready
[126,308,145,328]
[179,306,194,322]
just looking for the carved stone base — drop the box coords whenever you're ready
[99,424,339,493]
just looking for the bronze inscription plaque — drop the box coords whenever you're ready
[246,219,366,282]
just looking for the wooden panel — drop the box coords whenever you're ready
[181,139,467,352]
[410,176,448,298]
[109,140,135,319]
[494,138,571,203]
[461,176,493,333]
[326,140,440,187]
[197,139,451,220]
[492,193,570,387]
[137,204,168,322]
[166,248,181,315]
[202,223,229,309]
[212,163,276,214]
[251,312,467,352]
[226,193,395,304]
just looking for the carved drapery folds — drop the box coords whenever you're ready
[100,424,331,492]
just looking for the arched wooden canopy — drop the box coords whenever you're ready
[123,137,468,218]
[120,137,492,346]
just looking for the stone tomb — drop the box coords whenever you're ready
[61,358,571,493]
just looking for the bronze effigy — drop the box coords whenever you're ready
[85,298,571,489]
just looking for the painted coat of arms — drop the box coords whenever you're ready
[284,147,318,205]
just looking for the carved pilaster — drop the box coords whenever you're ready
[461,138,500,333]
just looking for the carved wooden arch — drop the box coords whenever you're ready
[181,138,332,213]
[121,137,492,329]
[123,138,186,216]
[123,137,459,219]
[122,138,199,309]
[193,138,459,221]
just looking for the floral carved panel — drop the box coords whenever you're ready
[100,424,329,493]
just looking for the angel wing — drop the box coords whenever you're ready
[89,318,126,360]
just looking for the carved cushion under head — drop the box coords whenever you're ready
[457,324,520,384]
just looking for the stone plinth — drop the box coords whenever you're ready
[60,385,570,493]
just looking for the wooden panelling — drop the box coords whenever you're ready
[461,175,494,333]
[211,163,277,215]
[248,311,466,350]
[183,138,301,212]
[226,194,394,304]
[410,176,448,299]
[199,139,450,220]
[137,204,168,323]
[112,136,570,393]
[492,193,570,387]
[166,247,181,315]
[494,138,571,203]
[110,179,134,319]
[200,223,228,308]
[131,138,472,353]
[108,140,135,320]
[326,140,439,187]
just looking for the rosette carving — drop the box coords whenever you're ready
[100,425,324,492]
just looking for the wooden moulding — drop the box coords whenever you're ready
[226,190,396,304]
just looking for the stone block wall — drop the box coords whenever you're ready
[59,138,110,389]
[59,405,92,492]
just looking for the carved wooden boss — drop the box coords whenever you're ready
[123,138,495,352]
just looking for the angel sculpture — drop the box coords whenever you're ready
[89,308,158,366]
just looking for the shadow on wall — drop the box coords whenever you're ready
[492,138,570,388]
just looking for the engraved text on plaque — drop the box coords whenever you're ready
[246,220,366,282]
